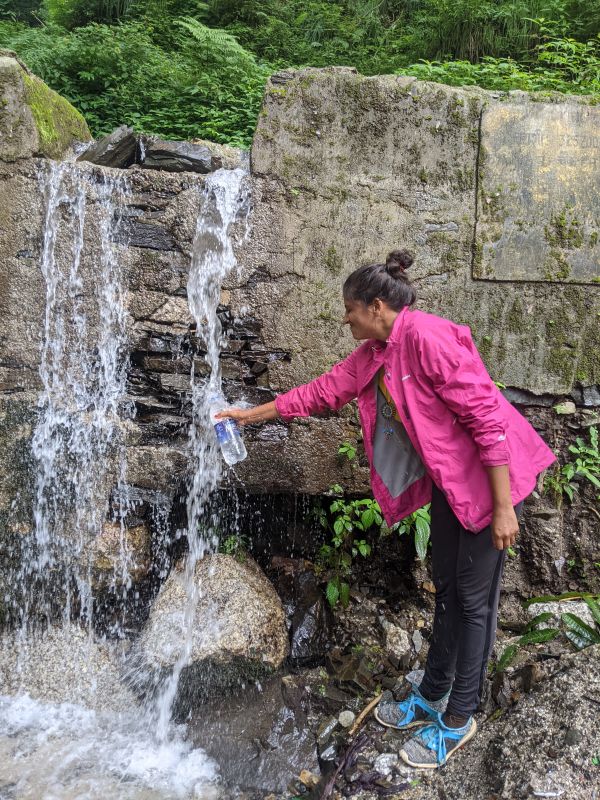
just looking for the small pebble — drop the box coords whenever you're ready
[338,710,356,728]
[374,753,399,776]
[412,629,423,653]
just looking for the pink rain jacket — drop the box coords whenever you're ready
[275,307,556,532]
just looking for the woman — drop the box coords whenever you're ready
[217,249,556,768]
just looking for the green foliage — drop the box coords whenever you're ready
[316,484,378,608]
[389,504,431,561]
[497,593,600,670]
[398,22,600,97]
[219,531,248,561]
[316,479,431,607]
[3,1,599,146]
[0,0,43,23]
[45,0,133,28]
[544,427,600,506]
[0,15,269,145]
[338,441,357,462]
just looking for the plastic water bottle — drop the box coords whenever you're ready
[208,392,247,466]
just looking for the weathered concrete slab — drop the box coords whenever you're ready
[244,70,600,401]
[475,102,600,284]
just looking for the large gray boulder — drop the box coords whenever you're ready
[139,553,289,689]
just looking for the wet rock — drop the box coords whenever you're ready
[339,710,356,728]
[0,625,134,712]
[77,125,137,168]
[412,629,423,654]
[191,138,244,170]
[271,558,334,666]
[190,673,319,796]
[581,386,600,407]
[317,715,339,747]
[139,553,289,688]
[140,137,216,173]
[521,501,564,587]
[117,218,179,251]
[84,520,151,587]
[373,753,398,777]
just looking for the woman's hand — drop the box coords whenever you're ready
[214,400,279,426]
[485,464,519,551]
[214,407,254,426]
[491,505,519,551]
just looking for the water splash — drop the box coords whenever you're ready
[154,167,250,740]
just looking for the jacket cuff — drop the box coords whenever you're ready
[479,445,510,467]
[274,393,296,422]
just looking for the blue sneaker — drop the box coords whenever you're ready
[399,712,477,768]
[374,686,447,730]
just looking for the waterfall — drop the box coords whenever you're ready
[154,167,250,740]
[0,161,252,798]
[12,160,133,632]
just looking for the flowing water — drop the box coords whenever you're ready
[154,167,250,740]
[0,162,249,799]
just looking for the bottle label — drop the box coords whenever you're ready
[214,421,229,443]
[214,420,240,444]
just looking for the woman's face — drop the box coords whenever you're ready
[343,298,378,340]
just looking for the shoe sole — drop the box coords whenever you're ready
[398,719,478,769]
[373,706,432,730]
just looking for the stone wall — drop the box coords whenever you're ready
[1,59,599,612]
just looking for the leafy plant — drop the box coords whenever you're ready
[544,426,600,505]
[316,484,378,608]
[496,593,600,671]
[219,531,248,561]
[562,596,600,649]
[389,504,432,562]
[338,441,357,462]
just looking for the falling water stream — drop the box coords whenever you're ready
[0,161,249,799]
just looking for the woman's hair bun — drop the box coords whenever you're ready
[385,249,414,277]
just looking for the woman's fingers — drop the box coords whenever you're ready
[214,407,247,424]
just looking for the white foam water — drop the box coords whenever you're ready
[0,693,219,799]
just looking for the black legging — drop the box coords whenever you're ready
[418,484,523,718]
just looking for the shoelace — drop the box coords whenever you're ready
[415,718,469,763]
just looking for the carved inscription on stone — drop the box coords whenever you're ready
[474,103,600,283]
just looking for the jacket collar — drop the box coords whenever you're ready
[386,306,408,346]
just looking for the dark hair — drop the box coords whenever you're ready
[343,249,417,310]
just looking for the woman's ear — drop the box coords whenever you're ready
[370,298,383,315]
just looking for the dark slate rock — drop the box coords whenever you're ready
[139,137,217,174]
[77,125,138,168]
[116,219,178,251]
[502,387,555,407]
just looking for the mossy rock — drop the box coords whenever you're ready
[0,55,91,161]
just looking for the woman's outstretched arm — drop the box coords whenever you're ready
[215,401,278,426]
